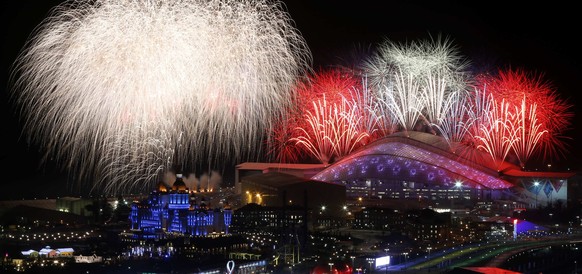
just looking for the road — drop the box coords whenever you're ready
[379,233,582,273]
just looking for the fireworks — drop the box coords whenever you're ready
[362,36,572,171]
[462,68,574,171]
[433,90,472,147]
[291,95,371,164]
[268,69,376,164]
[475,69,574,163]
[267,38,572,173]
[473,98,518,171]
[362,35,471,133]
[10,0,311,193]
[511,97,547,169]
[9,0,574,194]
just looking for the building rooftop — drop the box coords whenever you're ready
[236,162,328,171]
[241,172,316,188]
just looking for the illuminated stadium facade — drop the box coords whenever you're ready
[311,131,574,208]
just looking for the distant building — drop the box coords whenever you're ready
[129,174,233,237]
[234,132,577,212]
[74,254,103,263]
[406,208,451,245]
[470,216,529,242]
[567,173,582,210]
[20,250,38,257]
[235,162,327,195]
[230,203,306,233]
[22,246,74,258]
[238,172,346,218]
[231,202,308,248]
[56,248,74,257]
[39,246,58,258]
[352,207,404,230]
[56,197,94,216]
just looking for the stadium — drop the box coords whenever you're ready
[313,131,574,208]
[239,131,575,210]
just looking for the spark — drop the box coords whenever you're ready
[473,99,518,171]
[291,95,370,164]
[363,35,470,133]
[292,97,336,165]
[433,90,472,149]
[351,76,393,139]
[511,97,547,169]
[267,69,362,163]
[331,97,374,160]
[10,0,311,193]
[476,68,573,162]
[266,116,303,164]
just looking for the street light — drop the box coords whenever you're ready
[455,181,463,199]
[328,262,334,273]
[366,258,374,272]
[384,249,390,274]
[449,181,463,210]
[533,181,540,208]
[513,219,518,240]
[427,246,432,259]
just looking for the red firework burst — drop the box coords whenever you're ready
[474,68,573,167]
[266,68,374,164]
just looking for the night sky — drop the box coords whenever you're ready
[1,1,581,200]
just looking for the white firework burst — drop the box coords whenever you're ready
[363,35,470,133]
[10,0,312,193]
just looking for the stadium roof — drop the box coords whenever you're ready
[241,171,311,188]
[241,171,340,190]
[236,162,327,171]
[312,131,515,189]
[502,169,576,179]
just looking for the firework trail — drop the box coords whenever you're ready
[363,39,423,131]
[467,91,551,171]
[462,86,518,170]
[433,90,472,148]
[329,97,373,160]
[291,95,370,164]
[417,43,470,132]
[10,0,311,193]
[511,97,547,169]
[351,76,393,139]
[448,87,498,167]
[362,35,470,133]
[291,98,335,165]
[293,69,360,111]
[464,87,494,144]
[386,68,424,131]
[461,86,542,170]
[266,117,304,164]
[473,98,518,171]
[476,68,573,162]
[267,69,361,163]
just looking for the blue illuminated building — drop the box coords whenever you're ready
[130,174,232,237]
